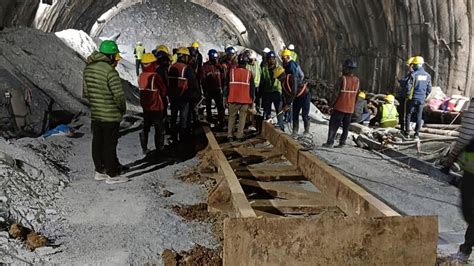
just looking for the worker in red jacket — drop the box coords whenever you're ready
[138,53,167,154]
[323,59,360,148]
[224,53,255,141]
[202,49,225,129]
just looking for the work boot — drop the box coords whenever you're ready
[303,120,310,134]
[292,123,299,135]
[105,175,129,184]
[94,171,108,181]
[322,143,334,148]
[139,131,149,154]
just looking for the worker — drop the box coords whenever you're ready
[398,57,414,135]
[153,44,172,63]
[137,53,167,154]
[453,138,474,263]
[225,53,255,142]
[370,94,399,128]
[189,41,203,74]
[245,50,261,113]
[323,59,360,148]
[83,40,128,184]
[202,49,225,129]
[168,47,199,143]
[261,47,271,68]
[404,56,432,140]
[260,51,283,129]
[351,91,370,124]
[221,46,237,77]
[171,48,178,64]
[288,44,299,64]
[188,41,203,127]
[134,41,145,76]
[280,49,309,135]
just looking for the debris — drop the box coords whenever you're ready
[9,223,30,240]
[25,232,47,251]
[161,190,174,198]
[172,203,208,221]
[162,245,222,266]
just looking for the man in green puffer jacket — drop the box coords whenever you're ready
[83,40,128,184]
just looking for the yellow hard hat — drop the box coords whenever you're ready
[358,91,366,99]
[191,41,199,48]
[385,94,395,103]
[115,53,122,61]
[141,53,157,64]
[412,56,424,65]
[177,47,190,56]
[406,57,415,65]
[281,49,292,57]
[156,45,170,55]
[273,66,285,79]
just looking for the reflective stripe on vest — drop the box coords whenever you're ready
[228,68,252,104]
[460,150,474,174]
[380,104,398,127]
[138,72,157,91]
[283,74,307,97]
[169,62,188,97]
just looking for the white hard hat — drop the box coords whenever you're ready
[263,47,271,54]
[137,41,142,45]
[249,50,257,59]
[288,44,295,50]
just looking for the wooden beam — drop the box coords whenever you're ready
[224,216,438,265]
[261,122,303,165]
[234,147,282,160]
[204,127,256,218]
[239,179,325,200]
[235,165,305,181]
[250,199,341,214]
[219,138,266,150]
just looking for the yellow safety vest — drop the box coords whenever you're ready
[459,150,474,174]
[135,45,145,60]
[380,103,398,128]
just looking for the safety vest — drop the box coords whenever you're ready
[168,62,188,99]
[246,63,261,88]
[334,74,360,114]
[138,72,165,111]
[380,103,398,128]
[202,62,223,91]
[459,150,474,174]
[228,68,253,104]
[282,74,307,98]
[135,45,145,60]
[261,66,282,93]
[290,51,299,63]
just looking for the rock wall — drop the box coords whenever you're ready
[0,0,38,29]
[1,0,473,99]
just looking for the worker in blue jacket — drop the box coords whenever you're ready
[403,56,431,140]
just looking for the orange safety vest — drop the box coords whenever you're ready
[228,68,253,104]
[334,75,360,114]
[282,74,307,98]
[169,62,188,98]
[138,72,165,111]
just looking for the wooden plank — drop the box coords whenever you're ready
[219,138,266,149]
[234,147,282,160]
[204,127,256,218]
[298,150,400,217]
[235,165,304,181]
[261,122,303,165]
[250,199,341,214]
[224,216,438,266]
[253,209,282,218]
[239,179,324,200]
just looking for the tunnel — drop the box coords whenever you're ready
[1,0,473,99]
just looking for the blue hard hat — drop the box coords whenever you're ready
[225,47,236,55]
[208,49,218,58]
[343,59,357,69]
[266,51,276,58]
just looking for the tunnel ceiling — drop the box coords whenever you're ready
[1,0,473,98]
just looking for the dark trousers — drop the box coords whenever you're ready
[460,172,474,254]
[262,91,283,128]
[405,99,424,136]
[91,121,120,177]
[143,111,165,150]
[205,89,225,125]
[170,99,190,141]
[292,92,310,129]
[398,98,406,132]
[135,59,142,76]
[327,110,352,145]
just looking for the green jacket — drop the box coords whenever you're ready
[261,65,282,93]
[246,63,261,88]
[83,51,126,122]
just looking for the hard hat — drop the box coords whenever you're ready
[288,44,295,51]
[155,51,168,60]
[412,56,424,65]
[406,57,415,66]
[99,40,120,55]
[248,50,257,60]
[225,46,236,55]
[191,41,200,48]
[137,42,142,45]
[263,47,271,54]
[385,94,395,103]
[156,45,170,55]
[115,53,122,61]
[343,59,357,69]
[273,66,285,79]
[281,49,292,57]
[208,49,218,58]
[237,53,249,65]
[266,51,276,58]
[177,47,190,56]
[141,53,157,64]
[358,91,366,99]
